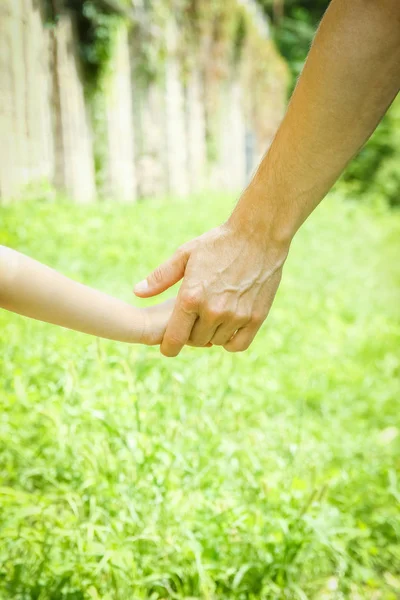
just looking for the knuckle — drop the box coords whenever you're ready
[179,240,192,254]
[224,309,236,321]
[175,246,186,261]
[165,332,185,347]
[236,311,251,324]
[212,306,235,321]
[206,305,224,321]
[150,266,164,285]
[251,312,265,326]
[180,288,201,310]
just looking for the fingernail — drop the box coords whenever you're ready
[135,280,149,294]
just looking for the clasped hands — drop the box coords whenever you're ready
[135,209,289,357]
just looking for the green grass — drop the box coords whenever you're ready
[0,193,399,600]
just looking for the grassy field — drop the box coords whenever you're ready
[0,193,399,600]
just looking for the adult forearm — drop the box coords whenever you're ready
[233,0,400,243]
[133,0,400,356]
[0,246,143,343]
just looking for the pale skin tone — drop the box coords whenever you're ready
[135,0,400,357]
[0,246,174,345]
[2,1,398,349]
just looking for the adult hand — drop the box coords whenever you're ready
[135,0,400,358]
[134,202,290,357]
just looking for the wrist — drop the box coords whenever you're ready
[124,305,147,345]
[228,180,295,255]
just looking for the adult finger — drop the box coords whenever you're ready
[223,320,262,353]
[211,315,250,346]
[134,247,189,298]
[160,289,200,357]
[224,271,281,352]
[186,341,213,348]
[189,313,221,347]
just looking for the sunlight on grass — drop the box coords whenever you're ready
[0,193,399,599]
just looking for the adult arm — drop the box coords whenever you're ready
[0,246,173,345]
[135,0,400,356]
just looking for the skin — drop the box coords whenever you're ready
[0,246,174,345]
[135,0,400,357]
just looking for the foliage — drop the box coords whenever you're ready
[269,7,316,89]
[1,192,400,599]
[256,0,327,89]
[341,96,400,207]
[44,1,129,90]
[179,0,288,163]
[256,0,400,208]
[67,1,125,90]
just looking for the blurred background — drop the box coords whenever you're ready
[0,1,399,599]
[0,0,399,204]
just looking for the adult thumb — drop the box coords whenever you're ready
[134,248,189,298]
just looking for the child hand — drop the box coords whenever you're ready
[140,298,175,345]
[140,298,212,348]
[139,298,213,349]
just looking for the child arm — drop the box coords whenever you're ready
[0,245,172,345]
